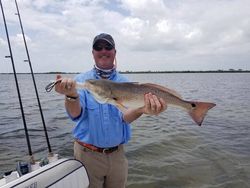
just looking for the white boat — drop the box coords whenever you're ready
[0,158,89,188]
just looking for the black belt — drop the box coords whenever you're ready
[76,140,119,154]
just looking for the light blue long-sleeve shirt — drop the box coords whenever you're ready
[68,69,131,148]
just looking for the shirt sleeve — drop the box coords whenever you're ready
[67,107,83,122]
[66,91,86,122]
[66,74,87,122]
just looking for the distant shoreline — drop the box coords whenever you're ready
[0,70,250,74]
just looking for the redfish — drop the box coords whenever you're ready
[77,79,216,126]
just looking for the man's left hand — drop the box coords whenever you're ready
[142,93,167,115]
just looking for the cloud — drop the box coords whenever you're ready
[10,33,31,47]
[120,17,149,40]
[0,0,250,73]
[0,37,6,46]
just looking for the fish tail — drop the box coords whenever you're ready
[188,101,216,126]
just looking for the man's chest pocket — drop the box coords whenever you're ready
[85,98,101,121]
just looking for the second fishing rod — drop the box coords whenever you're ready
[14,0,53,157]
[0,0,34,164]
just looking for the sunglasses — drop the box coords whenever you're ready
[93,43,114,51]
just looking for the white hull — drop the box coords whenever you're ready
[0,158,89,188]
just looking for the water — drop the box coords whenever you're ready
[0,73,250,188]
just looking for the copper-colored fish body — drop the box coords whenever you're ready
[77,79,216,126]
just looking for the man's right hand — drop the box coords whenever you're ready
[54,75,78,97]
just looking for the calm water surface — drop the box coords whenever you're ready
[0,73,250,188]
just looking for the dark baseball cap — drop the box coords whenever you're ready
[93,33,115,48]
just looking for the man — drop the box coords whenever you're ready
[55,33,167,188]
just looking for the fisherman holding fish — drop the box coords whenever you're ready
[54,33,167,188]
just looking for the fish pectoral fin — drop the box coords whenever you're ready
[107,99,128,113]
[115,103,128,113]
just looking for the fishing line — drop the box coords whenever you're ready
[14,0,53,156]
[0,0,34,164]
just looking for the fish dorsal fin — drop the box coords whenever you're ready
[141,83,182,99]
[120,82,139,84]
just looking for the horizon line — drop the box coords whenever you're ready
[0,69,250,74]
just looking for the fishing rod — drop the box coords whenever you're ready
[0,0,34,164]
[14,0,53,156]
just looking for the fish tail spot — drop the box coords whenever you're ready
[191,103,196,108]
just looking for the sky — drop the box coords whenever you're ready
[0,0,250,73]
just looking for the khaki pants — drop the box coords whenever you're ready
[74,141,128,188]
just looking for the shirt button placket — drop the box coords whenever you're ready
[103,105,109,145]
